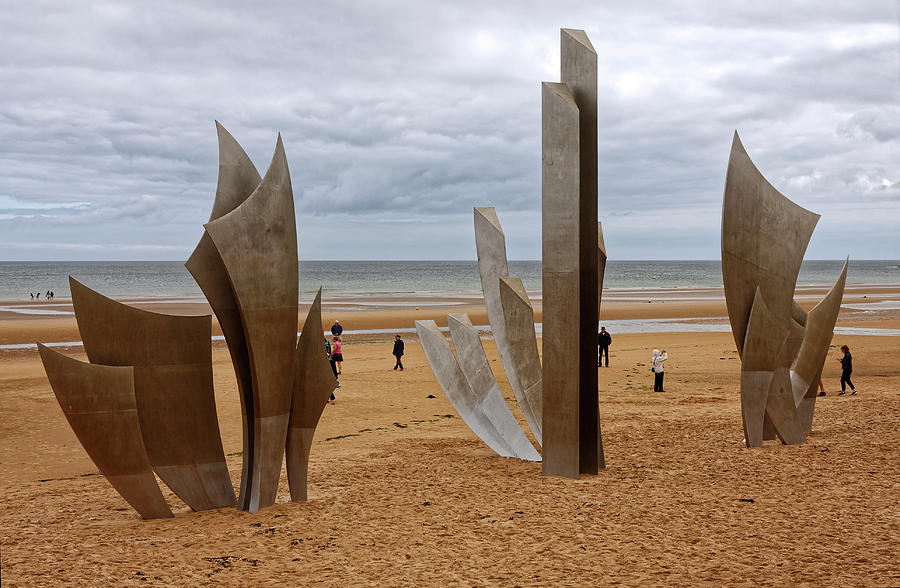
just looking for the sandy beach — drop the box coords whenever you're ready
[1,286,898,585]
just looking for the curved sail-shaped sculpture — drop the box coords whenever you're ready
[38,344,173,519]
[447,313,541,461]
[415,320,516,458]
[473,207,542,442]
[598,222,606,315]
[722,132,820,353]
[286,288,338,501]
[792,259,849,430]
[498,276,543,444]
[204,135,298,513]
[185,122,261,510]
[741,289,805,446]
[70,277,235,511]
[722,132,820,446]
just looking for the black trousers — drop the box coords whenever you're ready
[394,354,404,369]
[654,371,665,392]
[840,369,854,391]
[598,346,609,366]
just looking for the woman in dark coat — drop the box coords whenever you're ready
[837,344,857,395]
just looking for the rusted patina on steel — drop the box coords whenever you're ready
[38,344,173,519]
[286,288,338,501]
[69,277,235,511]
[185,121,261,511]
[204,134,299,513]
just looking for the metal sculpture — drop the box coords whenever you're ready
[473,207,541,442]
[541,28,605,478]
[38,344,173,519]
[286,288,338,501]
[791,259,849,430]
[70,277,235,510]
[722,132,826,447]
[447,313,541,461]
[415,319,517,458]
[498,276,543,444]
[204,134,299,513]
[598,222,606,315]
[185,121,261,510]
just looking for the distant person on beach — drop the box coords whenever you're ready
[651,349,668,392]
[837,345,857,395]
[597,326,612,367]
[325,333,338,393]
[331,336,343,375]
[331,320,343,336]
[392,334,405,370]
[817,378,825,397]
[30,293,34,300]
[36,292,40,300]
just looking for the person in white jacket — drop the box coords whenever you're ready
[651,349,668,392]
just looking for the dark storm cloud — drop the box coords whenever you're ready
[0,0,897,260]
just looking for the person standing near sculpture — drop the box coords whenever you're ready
[651,349,668,392]
[331,320,343,336]
[597,326,612,367]
[325,333,339,393]
[837,344,857,395]
[330,336,343,376]
[392,334,405,370]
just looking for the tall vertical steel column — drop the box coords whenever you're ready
[562,28,604,473]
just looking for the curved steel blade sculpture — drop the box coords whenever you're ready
[70,277,235,510]
[598,222,606,316]
[185,122,261,510]
[447,313,541,461]
[38,344,173,519]
[473,207,541,443]
[498,276,543,444]
[722,132,820,446]
[286,288,338,501]
[791,259,849,430]
[415,319,516,458]
[204,134,298,513]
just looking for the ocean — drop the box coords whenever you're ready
[0,259,898,302]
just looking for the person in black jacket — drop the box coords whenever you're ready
[837,344,857,395]
[331,320,343,336]
[392,334,405,370]
[597,326,612,367]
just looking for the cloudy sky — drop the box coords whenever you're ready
[1,1,898,260]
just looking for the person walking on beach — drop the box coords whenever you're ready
[331,320,343,336]
[325,333,339,393]
[597,326,612,367]
[837,344,857,395]
[331,335,344,376]
[651,349,668,392]
[392,334,405,370]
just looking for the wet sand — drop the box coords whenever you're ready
[0,287,898,585]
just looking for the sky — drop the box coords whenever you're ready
[1,1,898,261]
